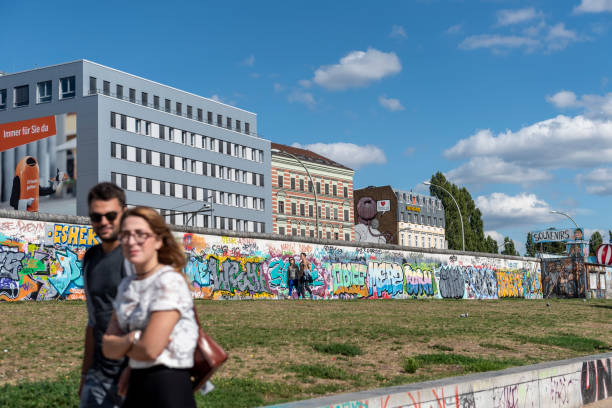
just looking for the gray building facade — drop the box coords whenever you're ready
[394,189,447,249]
[0,60,272,232]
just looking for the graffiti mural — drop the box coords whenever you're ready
[541,257,586,298]
[582,357,612,404]
[0,214,551,301]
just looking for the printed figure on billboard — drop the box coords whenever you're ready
[354,196,390,244]
[9,156,67,211]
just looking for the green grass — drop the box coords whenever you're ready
[288,364,354,381]
[515,334,610,353]
[0,371,80,408]
[431,344,454,351]
[312,342,363,357]
[407,353,527,373]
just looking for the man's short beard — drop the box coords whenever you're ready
[99,231,119,243]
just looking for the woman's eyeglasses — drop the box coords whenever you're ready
[118,231,155,244]
[89,211,119,223]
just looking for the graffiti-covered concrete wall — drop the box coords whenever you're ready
[0,210,548,301]
[271,353,612,408]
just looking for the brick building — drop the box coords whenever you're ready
[271,143,354,241]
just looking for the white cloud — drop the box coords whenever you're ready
[459,34,539,51]
[476,192,556,229]
[546,90,578,108]
[287,90,316,109]
[390,25,407,39]
[446,157,552,185]
[210,94,222,102]
[298,79,311,88]
[378,95,405,111]
[242,54,255,66]
[291,142,387,169]
[313,48,402,91]
[496,8,542,26]
[403,147,415,156]
[444,114,612,169]
[546,23,579,51]
[446,24,463,35]
[575,0,612,13]
[576,168,612,195]
[547,90,612,118]
[484,230,504,244]
[273,83,284,93]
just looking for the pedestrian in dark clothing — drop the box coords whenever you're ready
[287,257,300,298]
[79,183,129,408]
[300,253,313,299]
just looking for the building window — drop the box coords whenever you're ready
[277,175,283,187]
[326,208,330,219]
[291,203,297,215]
[325,184,329,195]
[316,182,321,194]
[207,111,213,124]
[300,204,305,216]
[129,88,136,103]
[332,185,337,196]
[37,81,52,103]
[334,208,338,220]
[309,205,314,217]
[176,102,182,115]
[154,95,160,109]
[236,120,241,132]
[14,85,29,107]
[89,77,97,94]
[344,186,348,198]
[103,81,110,96]
[165,99,171,113]
[245,122,250,134]
[300,179,304,191]
[279,227,285,235]
[291,178,296,190]
[187,105,192,119]
[60,76,75,99]
[226,117,232,129]
[326,231,331,240]
[0,89,7,110]
[278,201,284,214]
[197,108,203,121]
[344,209,349,222]
[292,228,297,236]
[141,92,148,106]
[116,85,123,99]
[308,181,313,192]
[345,233,350,241]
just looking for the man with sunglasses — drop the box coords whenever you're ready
[80,182,130,408]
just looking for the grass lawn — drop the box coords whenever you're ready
[1,298,611,407]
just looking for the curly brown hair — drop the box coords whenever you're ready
[120,206,186,271]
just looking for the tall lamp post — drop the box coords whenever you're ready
[271,148,320,238]
[550,210,579,229]
[424,181,465,251]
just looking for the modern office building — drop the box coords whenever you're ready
[0,60,271,232]
[353,185,446,248]
[395,189,446,249]
[271,143,355,241]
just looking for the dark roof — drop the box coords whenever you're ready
[271,143,352,171]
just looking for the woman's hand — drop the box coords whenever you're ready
[102,313,132,360]
[127,310,180,361]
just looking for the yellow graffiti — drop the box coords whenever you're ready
[53,224,99,247]
[496,270,523,298]
[205,254,265,267]
[221,236,238,244]
[212,290,274,299]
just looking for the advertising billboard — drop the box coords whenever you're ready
[531,228,583,244]
[0,113,76,214]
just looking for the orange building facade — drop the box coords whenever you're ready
[271,143,355,241]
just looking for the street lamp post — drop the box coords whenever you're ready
[550,210,579,229]
[424,181,465,251]
[271,148,320,239]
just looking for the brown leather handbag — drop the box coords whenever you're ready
[189,304,228,391]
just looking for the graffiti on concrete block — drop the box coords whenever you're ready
[403,263,435,298]
[438,265,465,299]
[542,257,586,298]
[582,358,612,404]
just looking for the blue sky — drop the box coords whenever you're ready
[3,0,612,253]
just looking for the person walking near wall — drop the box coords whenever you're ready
[102,206,199,408]
[299,252,313,299]
[79,183,129,408]
[287,257,300,299]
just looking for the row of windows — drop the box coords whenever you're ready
[110,112,264,164]
[277,201,351,222]
[276,226,350,241]
[397,192,442,210]
[400,233,445,249]
[111,142,265,187]
[92,76,252,135]
[0,76,75,110]
[151,208,264,232]
[111,172,265,211]
[277,175,350,198]
[401,213,443,227]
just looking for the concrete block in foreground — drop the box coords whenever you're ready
[267,352,612,408]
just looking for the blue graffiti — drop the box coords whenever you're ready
[48,249,83,297]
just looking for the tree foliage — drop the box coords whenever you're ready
[589,231,603,256]
[484,236,498,254]
[428,172,487,252]
[525,232,536,257]
[501,237,519,256]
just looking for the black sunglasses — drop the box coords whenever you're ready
[90,211,119,223]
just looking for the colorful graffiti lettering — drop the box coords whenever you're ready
[582,358,612,404]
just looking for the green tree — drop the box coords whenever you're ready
[540,241,566,254]
[428,172,487,252]
[484,236,498,254]
[525,232,536,257]
[608,230,612,243]
[501,237,519,256]
[589,231,603,256]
